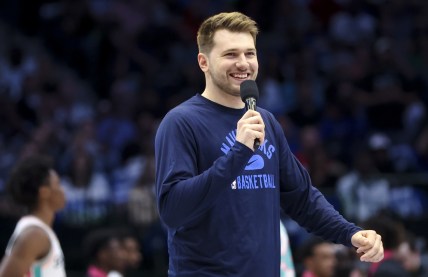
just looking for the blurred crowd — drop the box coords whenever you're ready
[0,0,428,276]
[295,214,428,277]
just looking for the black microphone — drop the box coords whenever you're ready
[240,80,260,149]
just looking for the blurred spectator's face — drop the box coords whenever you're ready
[106,239,127,272]
[123,237,142,268]
[305,243,337,277]
[396,242,420,272]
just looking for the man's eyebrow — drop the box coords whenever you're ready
[221,48,257,53]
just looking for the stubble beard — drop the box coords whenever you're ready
[210,71,241,97]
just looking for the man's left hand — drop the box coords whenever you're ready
[351,230,384,262]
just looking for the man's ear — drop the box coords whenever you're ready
[39,185,51,200]
[198,53,209,72]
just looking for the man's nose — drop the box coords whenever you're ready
[236,53,249,69]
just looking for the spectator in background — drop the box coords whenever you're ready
[333,245,367,277]
[336,148,390,223]
[83,228,127,277]
[60,148,110,226]
[0,41,37,102]
[367,133,428,220]
[111,141,145,216]
[298,236,337,277]
[321,80,366,164]
[396,232,428,277]
[368,133,395,174]
[292,126,348,189]
[0,155,66,277]
[127,155,166,275]
[362,214,410,277]
[119,230,143,277]
[96,78,138,171]
[127,154,158,229]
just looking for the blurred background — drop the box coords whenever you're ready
[0,0,427,276]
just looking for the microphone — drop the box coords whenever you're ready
[240,80,260,149]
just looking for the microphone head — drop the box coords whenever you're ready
[240,80,259,101]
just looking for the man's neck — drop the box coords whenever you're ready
[31,207,55,227]
[201,89,244,109]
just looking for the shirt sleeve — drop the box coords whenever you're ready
[155,110,253,229]
[271,115,361,247]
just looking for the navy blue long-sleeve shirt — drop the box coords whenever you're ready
[155,94,361,277]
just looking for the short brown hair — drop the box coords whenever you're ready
[197,12,259,54]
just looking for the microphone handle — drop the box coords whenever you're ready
[254,138,260,149]
[245,98,257,110]
[245,98,260,149]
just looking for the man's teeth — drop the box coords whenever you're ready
[232,74,248,79]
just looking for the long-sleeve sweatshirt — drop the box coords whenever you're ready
[155,94,361,277]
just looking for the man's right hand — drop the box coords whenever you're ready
[236,110,265,151]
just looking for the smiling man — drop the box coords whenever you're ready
[155,11,384,277]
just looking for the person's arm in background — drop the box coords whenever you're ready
[0,227,50,277]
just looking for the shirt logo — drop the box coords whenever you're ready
[222,130,278,190]
[245,155,264,170]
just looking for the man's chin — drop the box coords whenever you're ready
[229,89,241,97]
[230,84,242,96]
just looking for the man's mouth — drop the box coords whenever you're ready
[230,73,250,79]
